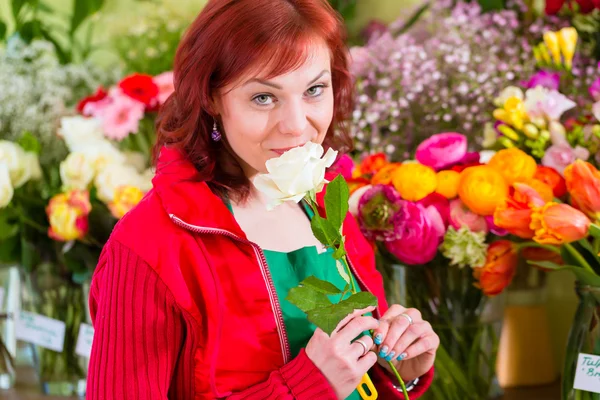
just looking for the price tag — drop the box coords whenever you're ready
[75,323,94,358]
[15,311,65,352]
[574,353,600,394]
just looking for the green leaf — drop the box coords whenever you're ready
[396,3,430,35]
[300,276,343,295]
[324,174,349,232]
[311,214,341,247]
[70,0,104,36]
[0,21,6,40]
[18,20,41,43]
[342,291,378,310]
[0,209,19,241]
[20,236,38,272]
[0,235,20,264]
[560,246,580,267]
[286,286,331,314]
[307,292,378,335]
[332,245,346,260]
[528,261,600,286]
[17,131,41,154]
[39,26,69,64]
[12,0,27,20]
[575,240,600,269]
[589,224,600,240]
[478,0,505,12]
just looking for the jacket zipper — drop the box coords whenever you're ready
[169,214,292,364]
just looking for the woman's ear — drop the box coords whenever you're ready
[208,91,222,117]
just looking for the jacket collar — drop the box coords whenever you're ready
[152,146,248,238]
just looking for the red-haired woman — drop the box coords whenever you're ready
[86,0,438,398]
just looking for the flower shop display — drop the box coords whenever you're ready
[346,132,520,400]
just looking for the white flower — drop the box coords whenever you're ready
[524,86,576,121]
[123,151,147,172]
[478,150,496,164]
[593,101,600,122]
[494,86,523,107]
[0,164,14,208]
[60,152,96,191]
[481,122,497,148]
[253,142,338,210]
[94,163,145,203]
[58,116,105,152]
[15,152,42,187]
[0,140,27,188]
[79,141,126,173]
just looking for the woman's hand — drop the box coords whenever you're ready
[306,306,380,399]
[372,304,439,382]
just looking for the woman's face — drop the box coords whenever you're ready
[213,40,334,178]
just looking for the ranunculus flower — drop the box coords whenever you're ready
[485,215,509,236]
[118,73,159,107]
[328,154,354,180]
[415,132,467,171]
[435,170,461,199]
[458,165,509,216]
[522,179,555,203]
[354,153,388,177]
[392,163,437,202]
[348,184,372,217]
[530,202,591,244]
[99,93,146,141]
[46,190,92,241]
[418,192,450,239]
[0,164,14,208]
[493,182,547,239]
[108,185,145,219]
[449,198,488,233]
[385,202,439,265]
[77,86,108,115]
[58,116,106,152]
[153,71,174,105]
[357,185,404,241]
[534,165,567,198]
[473,240,518,296]
[60,152,96,191]
[590,77,600,101]
[564,160,600,222]
[522,70,560,90]
[488,148,537,185]
[524,86,576,121]
[253,142,337,210]
[542,143,590,175]
[371,163,402,185]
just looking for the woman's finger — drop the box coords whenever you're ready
[399,331,440,361]
[349,334,375,360]
[336,316,380,344]
[390,321,430,361]
[332,306,376,336]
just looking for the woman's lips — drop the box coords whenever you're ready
[271,145,305,155]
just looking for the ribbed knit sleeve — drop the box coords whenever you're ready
[86,239,192,400]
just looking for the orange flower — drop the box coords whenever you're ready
[534,165,566,198]
[353,153,388,178]
[347,177,371,195]
[436,170,461,199]
[391,163,437,201]
[46,190,92,241]
[493,183,547,239]
[371,163,402,185]
[473,240,518,296]
[522,179,554,203]
[530,202,591,244]
[488,148,537,185]
[458,165,509,216]
[564,160,600,223]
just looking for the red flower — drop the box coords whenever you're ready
[450,161,482,173]
[77,87,108,115]
[118,73,159,107]
[545,0,598,14]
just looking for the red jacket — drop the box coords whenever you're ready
[87,146,433,399]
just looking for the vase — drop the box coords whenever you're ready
[380,256,503,400]
[562,284,600,400]
[0,266,19,390]
[23,264,88,396]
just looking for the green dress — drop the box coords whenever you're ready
[227,202,363,400]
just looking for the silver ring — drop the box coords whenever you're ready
[400,313,414,326]
[354,339,369,357]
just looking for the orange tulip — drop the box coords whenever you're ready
[564,160,600,223]
[473,240,518,296]
[530,202,591,244]
[494,183,547,239]
[534,165,566,198]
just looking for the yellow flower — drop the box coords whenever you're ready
[488,148,537,185]
[458,165,509,216]
[391,163,437,201]
[543,31,561,65]
[436,170,460,199]
[108,185,145,219]
[46,190,92,241]
[558,27,577,70]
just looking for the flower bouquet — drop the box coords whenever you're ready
[345,132,524,399]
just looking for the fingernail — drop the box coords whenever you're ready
[397,352,407,361]
[374,334,383,345]
[379,345,389,358]
[385,351,396,362]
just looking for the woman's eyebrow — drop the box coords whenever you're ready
[243,70,330,90]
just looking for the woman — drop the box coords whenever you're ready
[87,0,439,398]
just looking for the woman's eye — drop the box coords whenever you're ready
[252,94,274,106]
[306,85,325,97]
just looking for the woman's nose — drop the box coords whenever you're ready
[278,101,308,136]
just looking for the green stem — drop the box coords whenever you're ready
[515,241,561,254]
[564,243,596,274]
[341,256,357,295]
[389,360,410,399]
[594,238,600,256]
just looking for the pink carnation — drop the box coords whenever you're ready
[153,71,175,105]
[99,93,145,140]
[415,132,468,171]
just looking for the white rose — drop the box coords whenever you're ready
[493,86,524,107]
[79,141,126,173]
[0,141,27,188]
[0,164,14,208]
[58,116,105,152]
[94,163,145,203]
[60,152,96,191]
[253,142,337,210]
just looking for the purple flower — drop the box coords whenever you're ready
[385,202,439,265]
[521,70,560,90]
[589,77,600,102]
[357,185,404,241]
[542,144,590,175]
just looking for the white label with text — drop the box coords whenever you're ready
[16,311,65,352]
[75,323,94,358]
[574,353,600,393]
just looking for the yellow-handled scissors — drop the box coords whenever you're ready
[357,373,378,399]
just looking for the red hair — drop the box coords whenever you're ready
[154,0,354,201]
